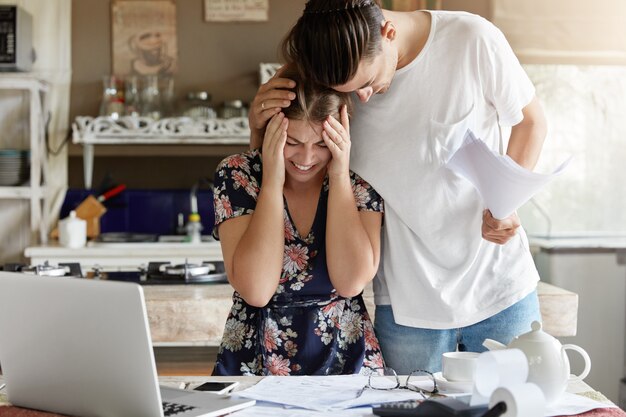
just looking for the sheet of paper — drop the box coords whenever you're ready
[545,392,618,416]
[234,375,425,411]
[231,402,374,417]
[445,129,571,219]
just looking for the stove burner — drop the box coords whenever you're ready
[146,261,226,283]
[162,263,211,277]
[3,261,83,277]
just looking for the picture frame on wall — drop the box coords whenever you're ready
[112,0,178,76]
[380,0,442,10]
[204,0,269,22]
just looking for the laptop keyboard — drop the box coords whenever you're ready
[162,401,197,416]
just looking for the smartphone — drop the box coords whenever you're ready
[193,381,240,395]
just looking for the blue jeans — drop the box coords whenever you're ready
[374,291,541,374]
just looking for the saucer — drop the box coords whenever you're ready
[433,372,474,393]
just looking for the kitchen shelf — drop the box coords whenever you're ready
[0,185,47,199]
[0,74,49,244]
[72,115,251,188]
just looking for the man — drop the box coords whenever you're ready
[249,0,547,374]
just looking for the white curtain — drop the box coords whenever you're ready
[0,0,71,262]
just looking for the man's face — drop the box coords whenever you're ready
[332,44,397,103]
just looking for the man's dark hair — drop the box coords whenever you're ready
[282,0,385,88]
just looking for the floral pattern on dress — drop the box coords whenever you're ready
[212,150,385,376]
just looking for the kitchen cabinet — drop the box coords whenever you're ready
[71,115,250,188]
[0,74,49,244]
[531,236,626,405]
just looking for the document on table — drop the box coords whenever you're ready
[233,375,425,411]
[445,129,571,220]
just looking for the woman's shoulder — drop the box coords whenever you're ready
[216,149,262,175]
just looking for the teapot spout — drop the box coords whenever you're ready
[482,338,507,351]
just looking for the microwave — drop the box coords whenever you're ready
[0,5,34,72]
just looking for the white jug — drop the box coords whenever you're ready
[58,210,87,248]
[483,321,591,405]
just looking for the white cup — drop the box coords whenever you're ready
[442,351,480,382]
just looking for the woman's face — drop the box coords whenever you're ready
[283,118,332,184]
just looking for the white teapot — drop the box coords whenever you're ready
[483,321,591,405]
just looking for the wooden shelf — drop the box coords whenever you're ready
[0,185,46,199]
[72,116,251,187]
[68,143,248,157]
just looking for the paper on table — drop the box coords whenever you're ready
[231,402,374,417]
[445,129,571,220]
[234,375,425,411]
[546,392,619,416]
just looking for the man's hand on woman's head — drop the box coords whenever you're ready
[261,112,288,188]
[249,68,296,149]
[481,210,521,245]
[322,105,351,180]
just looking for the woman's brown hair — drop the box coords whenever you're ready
[282,0,384,88]
[280,64,352,123]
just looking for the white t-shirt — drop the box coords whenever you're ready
[349,11,540,329]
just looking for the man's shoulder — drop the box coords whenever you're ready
[430,10,499,42]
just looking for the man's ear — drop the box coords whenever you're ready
[381,20,396,41]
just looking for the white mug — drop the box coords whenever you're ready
[442,351,480,382]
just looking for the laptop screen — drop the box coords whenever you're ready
[0,272,164,416]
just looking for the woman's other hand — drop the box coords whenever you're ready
[262,112,288,188]
[249,70,296,149]
[322,105,351,180]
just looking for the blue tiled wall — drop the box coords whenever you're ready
[60,189,215,235]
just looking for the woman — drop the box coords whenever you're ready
[212,67,384,376]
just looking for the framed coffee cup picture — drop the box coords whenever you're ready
[112,0,178,76]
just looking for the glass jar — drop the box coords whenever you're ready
[181,91,216,119]
[140,75,162,120]
[124,76,140,118]
[219,99,248,119]
[99,75,124,119]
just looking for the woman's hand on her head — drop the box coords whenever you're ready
[322,105,351,180]
[249,69,296,149]
[262,112,288,188]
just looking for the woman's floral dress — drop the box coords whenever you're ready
[212,150,385,376]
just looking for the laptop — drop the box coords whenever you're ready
[0,271,255,417]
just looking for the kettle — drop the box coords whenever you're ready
[483,321,591,405]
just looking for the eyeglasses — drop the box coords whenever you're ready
[359,367,439,399]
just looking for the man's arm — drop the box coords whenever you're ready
[506,96,547,170]
[482,96,547,244]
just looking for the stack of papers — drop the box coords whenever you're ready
[233,375,424,412]
[445,130,571,219]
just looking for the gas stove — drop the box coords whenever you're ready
[2,260,228,285]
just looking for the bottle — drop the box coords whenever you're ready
[58,211,87,248]
[185,213,203,244]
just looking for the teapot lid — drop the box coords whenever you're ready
[517,321,555,343]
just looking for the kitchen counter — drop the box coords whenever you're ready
[25,240,223,269]
[144,281,577,346]
[25,242,579,345]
